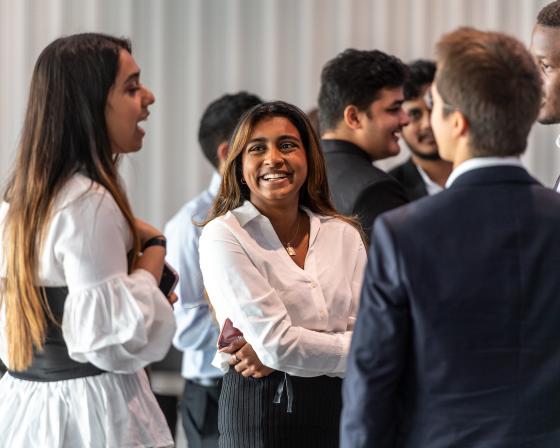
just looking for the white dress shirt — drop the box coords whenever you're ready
[199,200,367,378]
[416,164,444,196]
[0,174,175,448]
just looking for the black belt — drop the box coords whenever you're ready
[8,286,106,382]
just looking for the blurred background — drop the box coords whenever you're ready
[1,0,558,230]
[1,1,557,446]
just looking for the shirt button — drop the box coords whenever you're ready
[310,281,317,288]
[320,311,327,318]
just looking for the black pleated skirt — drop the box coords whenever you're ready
[218,368,342,448]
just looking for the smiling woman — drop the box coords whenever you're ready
[199,101,367,447]
[0,33,175,448]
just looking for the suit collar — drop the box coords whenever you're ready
[448,165,539,189]
[446,156,522,187]
[321,139,372,163]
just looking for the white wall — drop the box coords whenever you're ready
[1,0,558,228]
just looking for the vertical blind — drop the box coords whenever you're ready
[0,0,556,227]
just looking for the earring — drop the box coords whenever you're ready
[241,178,247,184]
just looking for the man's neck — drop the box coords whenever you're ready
[411,155,453,188]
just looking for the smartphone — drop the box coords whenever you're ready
[159,261,179,297]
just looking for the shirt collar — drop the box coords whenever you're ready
[445,156,523,188]
[415,164,444,196]
[232,200,262,227]
[208,171,222,196]
[232,200,322,245]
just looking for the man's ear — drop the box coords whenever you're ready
[216,141,229,164]
[343,105,363,130]
[451,110,469,139]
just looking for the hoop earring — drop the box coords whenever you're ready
[241,178,247,184]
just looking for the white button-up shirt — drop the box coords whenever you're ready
[199,200,367,378]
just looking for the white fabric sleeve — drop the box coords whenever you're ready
[347,234,368,331]
[54,189,175,373]
[199,220,350,377]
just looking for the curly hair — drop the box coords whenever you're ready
[537,1,560,27]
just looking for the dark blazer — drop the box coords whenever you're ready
[322,139,408,238]
[341,165,560,448]
[389,158,428,201]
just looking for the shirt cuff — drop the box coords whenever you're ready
[333,331,352,373]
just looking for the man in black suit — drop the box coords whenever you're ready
[341,27,560,447]
[318,49,409,238]
[389,60,452,201]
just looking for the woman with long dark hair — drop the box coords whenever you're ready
[0,33,175,447]
[199,101,367,447]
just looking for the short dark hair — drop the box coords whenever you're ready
[198,92,262,168]
[435,27,542,157]
[318,49,408,132]
[403,59,436,100]
[537,1,560,27]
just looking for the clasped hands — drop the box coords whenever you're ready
[220,338,275,378]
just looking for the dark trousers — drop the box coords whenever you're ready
[181,379,222,448]
[219,369,342,448]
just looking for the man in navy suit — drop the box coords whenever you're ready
[341,27,560,447]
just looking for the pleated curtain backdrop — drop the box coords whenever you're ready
[1,0,557,228]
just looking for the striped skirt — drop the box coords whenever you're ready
[218,368,342,448]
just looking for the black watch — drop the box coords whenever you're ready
[142,235,167,251]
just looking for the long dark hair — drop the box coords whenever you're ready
[2,33,140,371]
[205,101,364,238]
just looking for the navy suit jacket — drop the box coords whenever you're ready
[341,165,560,448]
[322,139,408,239]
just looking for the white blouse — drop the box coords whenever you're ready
[0,174,175,448]
[199,200,367,378]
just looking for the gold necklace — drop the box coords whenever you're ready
[284,212,301,257]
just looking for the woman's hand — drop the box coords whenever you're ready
[167,292,178,307]
[222,341,275,378]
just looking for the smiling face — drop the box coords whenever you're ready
[401,83,439,159]
[531,24,560,124]
[355,87,410,160]
[105,50,155,154]
[242,116,308,211]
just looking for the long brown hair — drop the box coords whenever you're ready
[1,33,140,371]
[205,101,364,238]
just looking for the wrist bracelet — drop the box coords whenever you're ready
[142,235,166,251]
